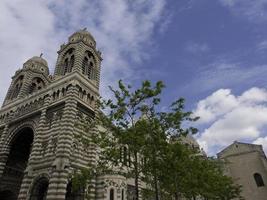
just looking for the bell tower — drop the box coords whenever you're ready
[54,28,102,88]
[2,56,50,107]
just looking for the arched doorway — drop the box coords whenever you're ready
[0,127,34,199]
[0,190,16,200]
[65,181,85,200]
[30,177,49,200]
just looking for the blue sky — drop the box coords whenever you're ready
[1,0,267,155]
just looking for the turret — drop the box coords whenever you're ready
[54,28,102,88]
[2,56,50,107]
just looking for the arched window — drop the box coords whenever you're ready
[62,48,75,75]
[69,55,75,72]
[254,173,265,187]
[128,151,132,167]
[63,58,69,75]
[82,51,96,80]
[10,75,24,99]
[110,188,114,200]
[12,85,20,99]
[29,177,49,200]
[82,57,89,77]
[65,181,85,200]
[121,189,124,200]
[82,57,86,74]
[29,77,45,94]
[123,146,128,165]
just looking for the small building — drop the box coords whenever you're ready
[217,141,267,200]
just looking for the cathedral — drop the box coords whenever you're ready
[0,30,131,200]
[1,29,267,200]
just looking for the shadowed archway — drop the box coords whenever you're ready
[65,181,85,200]
[30,177,49,200]
[0,127,34,199]
[0,190,16,200]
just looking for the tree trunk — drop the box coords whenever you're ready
[134,152,139,200]
[174,177,179,200]
[174,192,179,200]
[151,137,160,200]
[154,176,160,200]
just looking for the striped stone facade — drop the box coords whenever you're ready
[0,30,131,200]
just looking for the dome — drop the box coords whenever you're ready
[28,56,48,66]
[179,134,200,148]
[68,28,96,47]
[23,56,49,75]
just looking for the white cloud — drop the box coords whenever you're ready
[182,60,267,94]
[194,89,238,124]
[195,87,267,155]
[0,0,167,104]
[44,0,168,96]
[0,0,58,104]
[219,0,267,23]
[257,40,267,51]
[253,136,267,154]
[219,0,236,6]
[238,87,267,103]
[185,42,210,54]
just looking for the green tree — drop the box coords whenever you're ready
[158,141,243,200]
[140,98,199,200]
[93,80,165,200]
[77,79,242,200]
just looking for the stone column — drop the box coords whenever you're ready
[18,94,51,200]
[46,84,79,200]
[73,43,86,74]
[0,125,10,179]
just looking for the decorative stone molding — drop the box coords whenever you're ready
[3,121,36,152]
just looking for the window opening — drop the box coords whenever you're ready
[254,173,265,187]
[110,189,114,200]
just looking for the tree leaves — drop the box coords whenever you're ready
[77,79,242,200]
